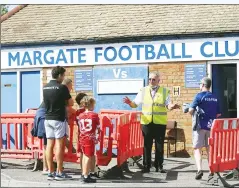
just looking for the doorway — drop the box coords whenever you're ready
[212,64,237,118]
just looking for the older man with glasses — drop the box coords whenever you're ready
[123,71,180,173]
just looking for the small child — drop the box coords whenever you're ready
[77,96,100,183]
[75,93,87,171]
[75,93,87,116]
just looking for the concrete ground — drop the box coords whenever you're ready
[1,157,239,187]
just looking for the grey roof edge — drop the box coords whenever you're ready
[2,31,239,48]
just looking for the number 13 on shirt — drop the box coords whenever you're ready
[79,119,93,132]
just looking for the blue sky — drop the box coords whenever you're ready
[8,5,18,11]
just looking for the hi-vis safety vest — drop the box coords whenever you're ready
[141,86,169,125]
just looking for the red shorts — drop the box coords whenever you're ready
[78,139,95,157]
[77,142,82,153]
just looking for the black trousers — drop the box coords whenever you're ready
[142,123,166,169]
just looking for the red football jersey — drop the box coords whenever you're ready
[76,108,85,117]
[75,108,85,126]
[77,111,100,140]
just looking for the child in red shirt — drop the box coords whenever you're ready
[75,93,87,171]
[75,93,87,117]
[77,96,100,183]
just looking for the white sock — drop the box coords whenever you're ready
[194,149,202,172]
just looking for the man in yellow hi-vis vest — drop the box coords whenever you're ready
[123,71,180,173]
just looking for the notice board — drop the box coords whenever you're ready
[185,64,206,88]
[74,69,93,91]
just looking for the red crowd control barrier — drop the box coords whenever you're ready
[24,108,44,157]
[99,109,142,150]
[209,118,239,173]
[96,115,113,166]
[128,111,143,157]
[116,114,130,166]
[1,109,143,168]
[0,113,42,159]
[115,112,143,166]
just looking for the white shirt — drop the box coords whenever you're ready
[133,87,171,106]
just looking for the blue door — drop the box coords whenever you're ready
[1,72,17,149]
[20,71,41,112]
[212,64,237,118]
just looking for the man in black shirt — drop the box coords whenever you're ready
[43,66,73,181]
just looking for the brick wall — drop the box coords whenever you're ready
[42,66,94,109]
[149,61,208,156]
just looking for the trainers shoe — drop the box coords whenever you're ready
[55,172,73,181]
[158,168,167,173]
[47,172,55,180]
[195,170,203,180]
[82,176,96,183]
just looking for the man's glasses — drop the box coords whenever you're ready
[149,78,156,82]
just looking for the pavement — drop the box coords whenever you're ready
[1,157,239,187]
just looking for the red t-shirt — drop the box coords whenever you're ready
[76,108,85,117]
[75,108,85,126]
[77,111,100,141]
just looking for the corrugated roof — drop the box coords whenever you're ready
[1,5,239,45]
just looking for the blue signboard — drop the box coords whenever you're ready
[185,64,206,88]
[74,69,93,91]
[93,65,148,113]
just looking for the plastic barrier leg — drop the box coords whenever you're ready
[207,172,233,188]
[121,161,132,173]
[128,156,143,168]
[223,169,239,181]
[101,165,125,179]
[31,159,43,172]
[31,151,42,172]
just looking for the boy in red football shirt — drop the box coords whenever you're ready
[75,93,87,117]
[75,93,87,171]
[77,96,100,183]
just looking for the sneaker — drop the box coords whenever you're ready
[195,170,204,180]
[155,167,167,173]
[47,172,55,180]
[159,168,167,173]
[55,172,73,181]
[90,172,100,179]
[82,176,96,183]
